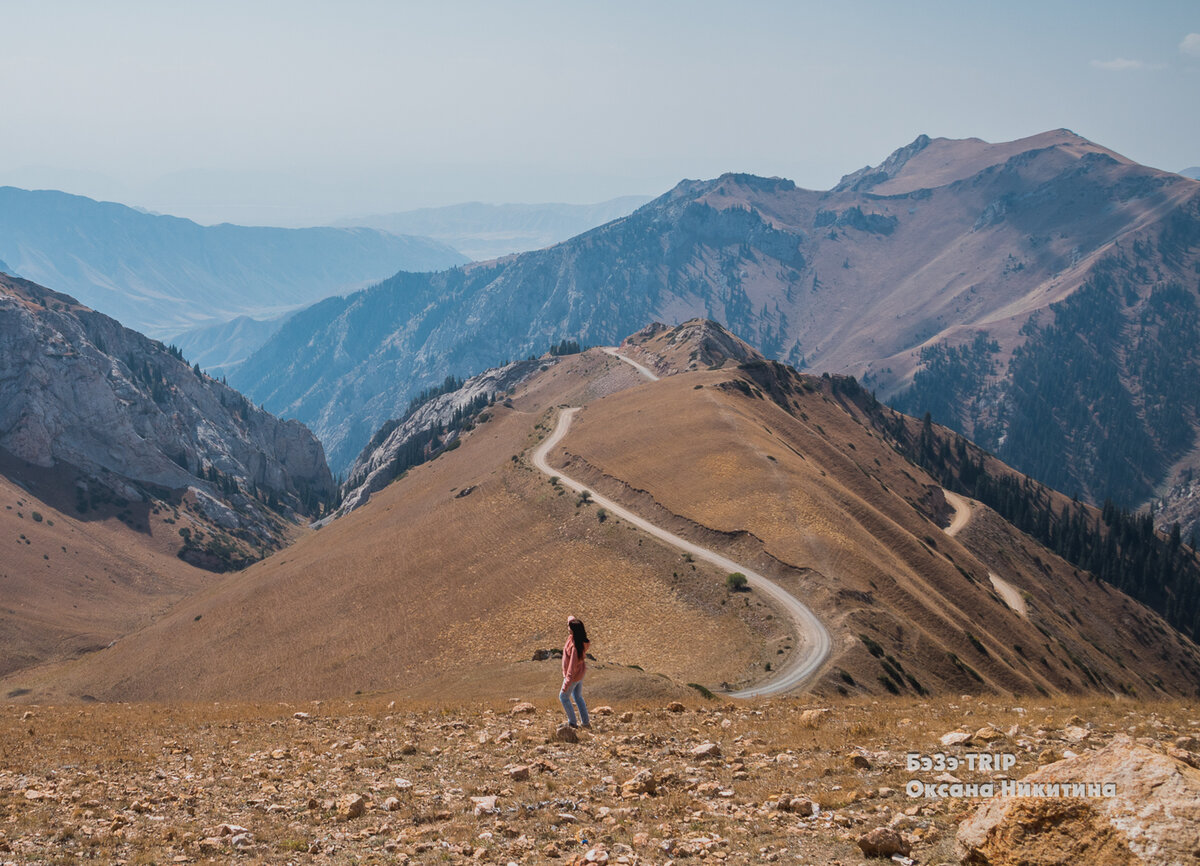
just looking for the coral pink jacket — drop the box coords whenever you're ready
[562,636,589,691]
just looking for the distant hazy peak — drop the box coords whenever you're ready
[1181,167,1200,180]
[333,195,654,261]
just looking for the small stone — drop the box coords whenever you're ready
[1062,725,1089,743]
[543,842,561,857]
[593,706,614,716]
[336,794,366,821]
[691,742,721,758]
[940,731,972,747]
[508,764,531,781]
[620,711,634,723]
[394,778,413,791]
[847,754,872,770]
[777,796,814,816]
[197,837,225,854]
[231,833,254,850]
[856,826,911,858]
[622,768,656,796]
[556,723,579,743]
[293,712,310,721]
[667,702,686,713]
[799,708,830,726]
[382,797,401,811]
[974,726,1005,742]
[471,795,498,816]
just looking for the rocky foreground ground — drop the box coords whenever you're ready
[2,695,1198,865]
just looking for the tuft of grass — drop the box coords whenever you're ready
[859,634,884,658]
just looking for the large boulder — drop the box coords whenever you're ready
[956,736,1200,865]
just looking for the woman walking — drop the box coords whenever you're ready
[560,616,590,728]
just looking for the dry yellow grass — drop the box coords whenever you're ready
[6,331,1199,711]
[554,355,1200,701]
[0,457,207,681]
[3,352,778,704]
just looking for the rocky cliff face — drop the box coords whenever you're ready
[333,359,544,518]
[0,274,335,568]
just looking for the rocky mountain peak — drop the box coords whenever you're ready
[834,133,933,192]
[332,358,545,519]
[622,319,765,375]
[0,273,335,569]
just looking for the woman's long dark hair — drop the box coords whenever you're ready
[569,619,589,657]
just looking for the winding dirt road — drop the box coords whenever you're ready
[942,490,1028,617]
[530,350,831,696]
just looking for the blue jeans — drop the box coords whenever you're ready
[559,680,589,726]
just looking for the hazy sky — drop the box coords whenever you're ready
[3,0,1197,226]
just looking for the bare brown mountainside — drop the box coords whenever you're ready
[233,130,1200,545]
[0,273,336,677]
[0,462,208,681]
[12,321,1198,705]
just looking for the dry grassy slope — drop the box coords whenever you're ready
[0,458,207,682]
[4,351,783,704]
[554,352,1200,699]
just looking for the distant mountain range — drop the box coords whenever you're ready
[170,313,292,378]
[1181,166,1200,180]
[0,186,468,338]
[232,130,1200,545]
[333,196,652,260]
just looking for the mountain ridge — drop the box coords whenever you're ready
[232,128,1200,535]
[0,186,468,338]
